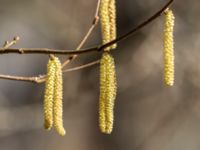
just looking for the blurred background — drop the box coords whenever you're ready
[0,0,199,150]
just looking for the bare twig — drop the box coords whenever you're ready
[3,36,20,49]
[0,0,173,55]
[0,47,97,54]
[0,0,174,83]
[61,0,101,68]
[63,60,100,73]
[0,60,100,83]
[0,74,44,83]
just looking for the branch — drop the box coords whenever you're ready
[0,60,100,83]
[0,0,102,83]
[0,0,173,55]
[63,60,100,73]
[0,0,174,83]
[0,74,44,83]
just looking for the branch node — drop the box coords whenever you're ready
[19,48,24,54]
[93,16,99,25]
[13,36,20,41]
[3,41,9,48]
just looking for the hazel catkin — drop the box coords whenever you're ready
[53,57,66,136]
[163,8,175,86]
[99,52,117,134]
[108,0,117,49]
[100,0,117,51]
[44,58,56,130]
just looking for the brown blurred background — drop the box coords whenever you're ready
[0,0,199,150]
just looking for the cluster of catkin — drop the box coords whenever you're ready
[163,8,175,86]
[43,56,66,136]
[41,5,175,136]
[99,0,117,134]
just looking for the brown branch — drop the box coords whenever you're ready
[0,47,97,54]
[0,60,100,83]
[0,74,44,83]
[0,0,174,83]
[0,0,173,55]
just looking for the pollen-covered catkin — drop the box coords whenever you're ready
[44,58,56,130]
[53,57,66,136]
[99,52,117,134]
[163,8,175,86]
[100,0,117,51]
[108,0,117,49]
[100,0,111,51]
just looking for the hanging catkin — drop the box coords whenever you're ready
[44,58,56,130]
[53,57,66,136]
[99,52,117,134]
[100,0,110,51]
[100,0,117,51]
[108,0,117,49]
[163,8,175,86]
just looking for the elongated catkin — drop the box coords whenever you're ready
[108,0,117,49]
[163,8,175,86]
[53,57,66,136]
[99,52,117,134]
[100,0,117,51]
[44,58,56,130]
[100,0,111,51]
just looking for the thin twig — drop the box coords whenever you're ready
[63,60,100,73]
[0,0,173,55]
[3,36,20,49]
[0,74,43,83]
[61,0,101,68]
[0,60,100,83]
[0,0,102,84]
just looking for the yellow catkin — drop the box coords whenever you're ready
[164,8,175,86]
[44,58,56,130]
[108,0,117,49]
[100,0,117,51]
[100,0,111,51]
[99,52,117,134]
[53,57,66,136]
